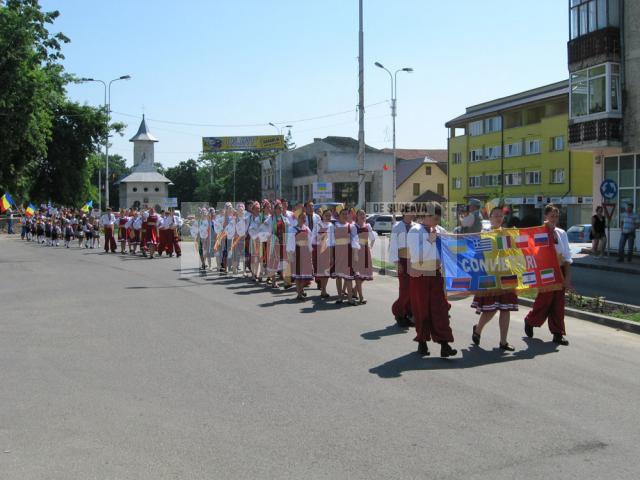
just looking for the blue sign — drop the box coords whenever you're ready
[600,179,618,200]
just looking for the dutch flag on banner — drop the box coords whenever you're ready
[515,235,529,248]
[522,271,537,285]
[534,233,549,246]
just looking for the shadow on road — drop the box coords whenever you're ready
[361,323,410,340]
[369,337,559,377]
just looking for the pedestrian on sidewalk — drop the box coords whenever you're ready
[591,206,607,258]
[618,203,638,263]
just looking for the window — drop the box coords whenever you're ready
[525,140,541,155]
[425,166,432,175]
[469,176,482,188]
[437,183,444,196]
[453,178,462,189]
[570,63,621,118]
[452,152,462,164]
[483,116,502,133]
[154,187,159,192]
[469,148,484,162]
[484,174,501,187]
[485,145,501,160]
[552,136,565,151]
[570,0,619,39]
[525,171,541,185]
[504,142,523,158]
[143,187,148,192]
[551,169,565,184]
[132,187,138,192]
[469,120,483,136]
[413,183,420,196]
[504,172,522,186]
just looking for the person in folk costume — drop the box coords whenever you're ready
[287,209,314,300]
[231,203,248,274]
[129,210,143,254]
[470,206,517,351]
[145,208,160,259]
[92,217,101,249]
[258,200,273,283]
[524,204,572,346]
[212,209,225,270]
[304,201,321,288]
[353,209,377,304]
[390,212,415,328]
[407,202,457,358]
[170,208,182,257]
[83,216,93,248]
[35,215,44,244]
[243,203,254,276]
[44,218,52,246]
[247,201,263,281]
[311,208,334,299]
[192,208,208,270]
[75,216,84,247]
[117,208,129,254]
[99,207,115,252]
[63,218,74,248]
[140,208,150,256]
[267,201,292,289]
[332,204,359,305]
[158,210,173,257]
[215,203,233,274]
[51,219,61,247]
[281,199,295,226]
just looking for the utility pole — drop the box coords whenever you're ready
[357,0,366,209]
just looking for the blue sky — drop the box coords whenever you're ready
[42,0,569,168]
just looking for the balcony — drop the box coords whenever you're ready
[568,27,621,71]
[568,117,622,149]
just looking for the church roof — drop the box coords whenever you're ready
[119,171,173,184]
[129,114,158,142]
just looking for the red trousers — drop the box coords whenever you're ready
[173,232,181,255]
[409,273,453,343]
[104,226,116,253]
[391,258,412,319]
[525,289,566,335]
[158,229,173,254]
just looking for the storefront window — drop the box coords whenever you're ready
[619,155,635,188]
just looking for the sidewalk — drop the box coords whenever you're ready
[572,251,640,275]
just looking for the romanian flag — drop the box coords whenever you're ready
[439,226,563,294]
[1,193,14,212]
[81,200,93,213]
[25,204,36,217]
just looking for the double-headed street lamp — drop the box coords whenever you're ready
[374,62,413,203]
[80,75,131,210]
[268,123,293,199]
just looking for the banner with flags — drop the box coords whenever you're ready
[81,200,93,213]
[1,193,15,212]
[439,226,563,294]
[25,203,36,217]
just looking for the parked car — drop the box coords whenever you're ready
[567,224,592,243]
[373,215,402,234]
[366,214,380,227]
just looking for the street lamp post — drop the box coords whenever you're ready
[81,75,131,210]
[374,62,413,204]
[268,123,292,199]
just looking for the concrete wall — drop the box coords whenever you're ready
[119,183,169,210]
[133,142,155,169]
[623,0,640,152]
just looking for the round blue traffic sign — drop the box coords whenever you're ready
[600,179,618,200]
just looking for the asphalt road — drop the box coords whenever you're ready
[1,237,640,479]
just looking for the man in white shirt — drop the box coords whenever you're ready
[524,204,572,346]
[389,212,414,327]
[172,209,183,257]
[100,207,117,253]
[618,203,638,263]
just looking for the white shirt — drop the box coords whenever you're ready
[100,213,116,227]
[286,225,312,253]
[552,227,573,264]
[407,224,446,266]
[310,220,334,246]
[160,216,173,229]
[389,220,414,263]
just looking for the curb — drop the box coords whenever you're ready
[572,260,640,275]
[517,297,640,334]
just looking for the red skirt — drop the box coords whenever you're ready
[291,245,314,280]
[118,226,128,241]
[353,245,373,281]
[471,292,519,314]
[332,244,354,280]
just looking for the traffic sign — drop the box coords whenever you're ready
[600,179,618,200]
[602,203,616,221]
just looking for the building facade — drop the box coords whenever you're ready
[261,136,393,206]
[118,116,173,211]
[389,149,448,203]
[567,0,640,250]
[446,82,593,228]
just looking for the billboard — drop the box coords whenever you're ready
[202,135,285,152]
[313,182,333,199]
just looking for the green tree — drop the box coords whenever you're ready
[0,0,69,195]
[165,159,199,206]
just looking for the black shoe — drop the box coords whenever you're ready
[524,323,534,338]
[499,342,515,352]
[395,315,411,328]
[472,325,480,345]
[301,292,307,297]
[552,334,569,346]
[440,342,457,358]
[417,342,430,356]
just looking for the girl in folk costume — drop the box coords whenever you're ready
[258,200,273,283]
[194,208,212,270]
[243,203,253,276]
[212,210,225,271]
[524,204,572,346]
[145,208,160,259]
[130,211,143,255]
[63,219,74,248]
[83,217,93,248]
[231,204,247,274]
[52,220,61,247]
[44,219,52,246]
[76,216,85,247]
[287,210,314,300]
[471,207,517,351]
[36,216,45,244]
[140,209,149,256]
[332,205,360,305]
[118,209,129,254]
[311,208,334,299]
[353,209,377,304]
[247,201,263,280]
[267,202,292,289]
[92,218,101,249]
[407,202,457,358]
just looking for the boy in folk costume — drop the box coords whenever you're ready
[267,201,292,289]
[353,209,376,304]
[407,202,457,358]
[171,208,182,258]
[145,208,160,259]
[118,209,129,254]
[332,205,360,305]
[471,207,517,351]
[100,207,116,253]
[158,210,173,257]
[140,208,149,256]
[129,211,143,254]
[287,209,314,300]
[389,212,415,327]
[524,204,572,346]
[311,208,334,299]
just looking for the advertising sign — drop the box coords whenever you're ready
[313,182,333,199]
[202,135,285,152]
